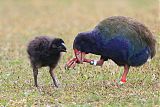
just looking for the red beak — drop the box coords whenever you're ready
[74,49,86,63]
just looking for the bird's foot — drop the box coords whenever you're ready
[34,84,39,87]
[65,58,77,70]
[54,84,59,88]
[53,78,61,88]
[112,79,126,87]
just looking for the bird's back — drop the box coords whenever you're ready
[27,36,51,59]
[27,36,60,67]
[94,16,156,66]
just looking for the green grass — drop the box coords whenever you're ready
[0,0,159,106]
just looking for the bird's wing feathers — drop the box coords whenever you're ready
[95,16,156,57]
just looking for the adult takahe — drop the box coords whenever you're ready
[65,16,156,84]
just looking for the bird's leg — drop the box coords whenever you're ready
[120,65,130,84]
[70,59,77,69]
[75,49,104,66]
[65,58,77,69]
[93,59,104,66]
[65,49,104,69]
[64,49,83,69]
[84,57,104,66]
[49,67,59,88]
[33,66,38,87]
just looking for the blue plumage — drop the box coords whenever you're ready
[66,16,156,83]
[73,16,156,67]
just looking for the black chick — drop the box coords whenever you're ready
[27,36,66,88]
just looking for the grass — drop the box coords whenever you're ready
[0,0,160,106]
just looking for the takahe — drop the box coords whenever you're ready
[65,16,156,84]
[27,36,66,87]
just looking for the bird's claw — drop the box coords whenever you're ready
[112,79,125,87]
[65,58,78,70]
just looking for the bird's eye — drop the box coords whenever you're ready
[52,44,57,48]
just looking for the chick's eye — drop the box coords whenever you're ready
[52,44,57,48]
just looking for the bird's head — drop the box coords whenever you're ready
[65,30,102,69]
[50,38,67,53]
[73,32,96,63]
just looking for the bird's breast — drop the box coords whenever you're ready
[101,36,131,66]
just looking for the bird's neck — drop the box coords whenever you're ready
[81,29,103,55]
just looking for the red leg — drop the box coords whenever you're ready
[96,59,104,66]
[120,65,130,84]
[65,49,105,69]
[74,49,105,66]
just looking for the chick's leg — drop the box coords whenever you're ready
[33,66,38,87]
[49,67,59,88]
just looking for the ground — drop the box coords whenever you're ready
[0,0,160,106]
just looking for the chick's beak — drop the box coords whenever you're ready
[60,46,67,52]
[74,49,86,63]
[60,43,67,52]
